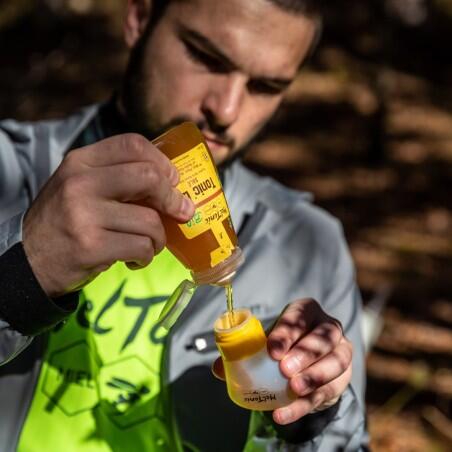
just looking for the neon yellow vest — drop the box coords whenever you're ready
[18,250,190,452]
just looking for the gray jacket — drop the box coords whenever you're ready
[0,104,368,451]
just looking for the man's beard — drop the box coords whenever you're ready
[218,121,272,170]
[119,28,274,169]
[120,43,237,150]
[120,29,164,139]
[119,28,213,141]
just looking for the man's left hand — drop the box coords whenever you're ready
[266,298,352,425]
[212,298,352,425]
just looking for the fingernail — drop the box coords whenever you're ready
[276,407,292,425]
[267,339,284,357]
[283,356,301,376]
[181,196,194,218]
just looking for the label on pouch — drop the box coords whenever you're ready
[172,143,234,267]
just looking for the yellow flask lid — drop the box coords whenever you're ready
[214,309,267,361]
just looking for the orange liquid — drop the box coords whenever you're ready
[153,122,238,273]
[162,217,238,272]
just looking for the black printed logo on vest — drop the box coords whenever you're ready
[106,377,150,412]
[42,341,101,416]
[43,348,159,429]
[75,281,169,350]
[98,356,158,429]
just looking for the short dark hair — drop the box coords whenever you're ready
[266,0,323,16]
[151,0,323,21]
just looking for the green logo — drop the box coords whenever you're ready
[186,210,202,227]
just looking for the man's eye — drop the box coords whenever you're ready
[247,80,285,96]
[184,42,225,73]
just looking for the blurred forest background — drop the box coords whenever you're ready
[0,1,451,450]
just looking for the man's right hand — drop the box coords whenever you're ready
[22,133,195,298]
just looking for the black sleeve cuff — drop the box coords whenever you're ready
[0,242,79,335]
[266,398,341,443]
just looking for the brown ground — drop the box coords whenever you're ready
[0,1,451,450]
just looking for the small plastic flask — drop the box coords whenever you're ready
[153,122,244,329]
[214,309,296,410]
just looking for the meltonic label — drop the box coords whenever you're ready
[172,142,234,267]
[243,389,277,404]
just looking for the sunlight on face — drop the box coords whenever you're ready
[122,0,317,164]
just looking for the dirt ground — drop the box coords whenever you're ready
[0,1,451,450]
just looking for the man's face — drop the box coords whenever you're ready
[121,0,317,164]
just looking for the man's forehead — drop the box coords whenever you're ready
[166,0,317,79]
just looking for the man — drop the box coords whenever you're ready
[0,0,368,450]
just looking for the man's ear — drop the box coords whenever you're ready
[124,0,152,48]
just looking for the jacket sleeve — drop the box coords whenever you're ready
[0,123,79,365]
[285,219,368,451]
[315,220,369,451]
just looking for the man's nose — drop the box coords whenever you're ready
[201,73,247,129]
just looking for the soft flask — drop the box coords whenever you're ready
[214,309,296,410]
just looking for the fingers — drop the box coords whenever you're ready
[289,337,352,397]
[267,299,343,373]
[98,201,167,255]
[279,316,344,378]
[267,300,319,360]
[78,229,156,270]
[64,134,195,221]
[88,162,194,222]
[211,357,226,381]
[273,364,352,425]
[265,299,352,425]
[21,133,191,298]
[314,363,351,411]
[75,133,179,186]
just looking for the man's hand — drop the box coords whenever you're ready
[212,298,352,425]
[23,133,195,298]
[267,299,352,424]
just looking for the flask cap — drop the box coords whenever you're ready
[214,309,267,361]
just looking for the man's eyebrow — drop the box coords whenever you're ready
[179,26,294,88]
[179,26,237,70]
[259,77,293,89]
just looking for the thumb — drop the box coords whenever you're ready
[211,356,225,381]
[161,188,195,223]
